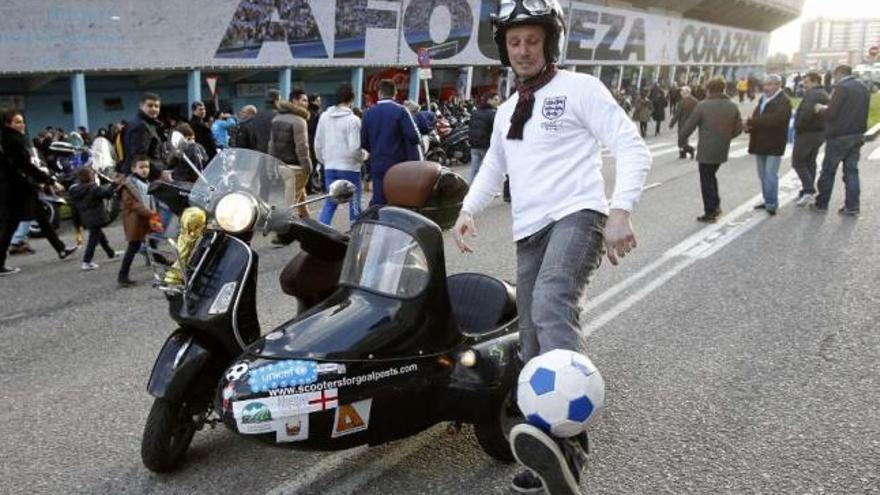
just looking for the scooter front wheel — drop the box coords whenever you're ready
[141,398,198,473]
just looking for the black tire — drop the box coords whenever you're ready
[28,201,60,238]
[425,149,447,166]
[141,398,198,473]
[474,390,521,462]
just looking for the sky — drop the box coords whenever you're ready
[769,0,880,55]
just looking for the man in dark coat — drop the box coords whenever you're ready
[120,92,167,180]
[360,79,421,206]
[649,83,666,136]
[669,86,698,159]
[813,65,871,216]
[680,77,744,222]
[188,101,217,161]
[791,72,829,206]
[1,109,77,275]
[746,74,792,215]
[242,89,280,200]
[306,93,322,192]
[468,91,500,181]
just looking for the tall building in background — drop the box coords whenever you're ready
[799,17,880,69]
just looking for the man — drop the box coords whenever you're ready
[451,1,651,493]
[268,92,311,220]
[211,112,237,150]
[813,65,870,216]
[669,86,698,159]
[188,101,217,160]
[245,90,279,154]
[680,77,744,222]
[233,105,257,148]
[360,79,421,206]
[306,93,323,190]
[791,72,829,206]
[314,83,363,225]
[468,91,500,181]
[120,92,167,179]
[746,74,791,216]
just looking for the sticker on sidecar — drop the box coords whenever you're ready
[276,414,309,443]
[332,399,372,438]
[236,401,274,434]
[248,360,318,392]
[232,388,340,433]
[266,363,419,397]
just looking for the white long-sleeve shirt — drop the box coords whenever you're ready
[462,70,652,241]
[314,105,362,172]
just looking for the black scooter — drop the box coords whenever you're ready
[141,151,522,474]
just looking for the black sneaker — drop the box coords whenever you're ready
[117,278,137,288]
[838,207,860,217]
[696,214,718,223]
[811,203,828,212]
[58,246,79,260]
[511,470,544,493]
[753,203,766,210]
[767,209,777,216]
[0,266,21,277]
[510,424,582,495]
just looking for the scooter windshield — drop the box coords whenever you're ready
[339,223,429,298]
[188,148,283,211]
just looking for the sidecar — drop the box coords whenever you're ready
[216,205,523,460]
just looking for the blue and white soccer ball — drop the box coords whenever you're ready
[517,349,605,438]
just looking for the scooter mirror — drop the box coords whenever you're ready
[328,180,356,204]
[169,130,186,151]
[49,141,77,153]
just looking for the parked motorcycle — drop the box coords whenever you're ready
[141,150,523,474]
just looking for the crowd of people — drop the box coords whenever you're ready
[0,62,871,281]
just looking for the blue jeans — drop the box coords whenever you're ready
[11,221,31,245]
[515,209,606,361]
[470,148,486,182]
[816,134,863,211]
[319,169,362,225]
[755,154,781,211]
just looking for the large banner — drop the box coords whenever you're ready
[0,0,769,74]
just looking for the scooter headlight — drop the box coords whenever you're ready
[214,192,257,233]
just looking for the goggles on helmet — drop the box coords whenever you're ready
[496,0,555,24]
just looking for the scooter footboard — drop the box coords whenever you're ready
[147,330,213,402]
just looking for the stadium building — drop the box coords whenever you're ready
[0,0,803,133]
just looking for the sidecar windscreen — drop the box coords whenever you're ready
[339,223,429,298]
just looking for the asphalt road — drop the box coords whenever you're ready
[2,107,879,494]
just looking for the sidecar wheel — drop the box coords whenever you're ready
[141,398,198,473]
[474,391,521,462]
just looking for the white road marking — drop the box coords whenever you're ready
[643,182,663,191]
[728,147,749,159]
[581,153,818,337]
[868,145,880,161]
[263,446,368,495]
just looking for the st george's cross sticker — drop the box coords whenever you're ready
[331,399,372,438]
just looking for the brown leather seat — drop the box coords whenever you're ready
[383,161,442,208]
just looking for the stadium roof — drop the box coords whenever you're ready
[630,0,804,32]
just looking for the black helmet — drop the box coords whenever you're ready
[492,0,566,68]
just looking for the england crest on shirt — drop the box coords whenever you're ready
[542,96,567,120]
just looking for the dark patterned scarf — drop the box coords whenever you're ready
[507,64,559,140]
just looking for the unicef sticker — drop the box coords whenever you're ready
[249,360,318,393]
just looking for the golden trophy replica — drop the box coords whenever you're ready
[164,207,208,285]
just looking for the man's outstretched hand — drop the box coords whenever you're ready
[452,211,478,253]
[604,209,637,266]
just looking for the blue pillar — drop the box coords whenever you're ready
[408,68,420,102]
[187,70,202,118]
[71,73,89,131]
[279,68,292,101]
[351,67,365,108]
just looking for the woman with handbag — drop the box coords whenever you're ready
[117,155,161,287]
